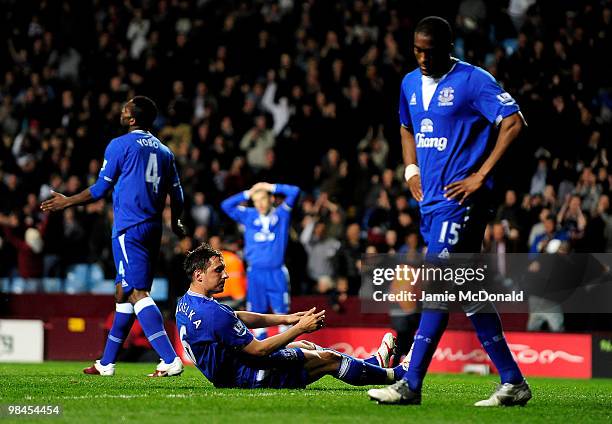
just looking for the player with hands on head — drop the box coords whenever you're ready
[221,181,300,339]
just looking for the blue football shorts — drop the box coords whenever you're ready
[419,200,495,314]
[246,266,290,314]
[111,221,162,293]
[250,348,309,389]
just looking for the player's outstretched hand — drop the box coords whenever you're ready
[172,219,187,239]
[406,175,423,202]
[285,310,310,325]
[40,191,70,212]
[296,307,326,333]
[444,173,485,205]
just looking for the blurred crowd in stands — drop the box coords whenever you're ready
[1,0,611,314]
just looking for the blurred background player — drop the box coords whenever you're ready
[210,235,247,309]
[177,243,401,389]
[368,17,531,406]
[41,96,186,377]
[221,182,299,338]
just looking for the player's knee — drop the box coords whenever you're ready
[289,340,314,350]
[128,289,148,304]
[319,350,341,365]
[114,285,126,303]
[300,341,317,350]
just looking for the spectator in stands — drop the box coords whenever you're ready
[0,213,46,291]
[583,194,611,252]
[528,207,552,249]
[300,216,341,291]
[530,214,567,256]
[496,190,521,229]
[240,115,275,173]
[557,194,587,237]
[190,192,216,229]
[334,222,365,295]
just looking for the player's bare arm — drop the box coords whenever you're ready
[236,309,312,328]
[444,112,525,204]
[241,308,325,357]
[401,125,423,202]
[40,188,94,212]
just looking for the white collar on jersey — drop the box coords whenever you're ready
[131,129,152,135]
[187,290,213,300]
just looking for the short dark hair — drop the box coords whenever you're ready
[415,16,453,47]
[545,214,556,222]
[129,96,158,129]
[183,243,222,277]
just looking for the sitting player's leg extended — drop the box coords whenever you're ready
[302,333,404,386]
[302,349,406,386]
[256,333,404,389]
[289,332,396,368]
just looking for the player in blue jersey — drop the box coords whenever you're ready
[176,243,403,389]
[221,182,299,339]
[367,17,532,406]
[41,96,186,377]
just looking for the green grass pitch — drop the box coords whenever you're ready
[1,362,611,423]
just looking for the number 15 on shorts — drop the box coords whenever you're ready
[439,221,461,245]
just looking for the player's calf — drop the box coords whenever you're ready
[132,295,180,367]
[304,350,398,386]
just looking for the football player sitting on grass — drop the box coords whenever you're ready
[176,243,407,389]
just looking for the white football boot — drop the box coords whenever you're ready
[474,380,532,406]
[367,379,422,405]
[83,360,115,376]
[148,357,184,377]
[375,332,396,367]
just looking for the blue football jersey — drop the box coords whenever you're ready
[398,60,520,213]
[176,290,256,387]
[221,184,299,269]
[90,130,183,237]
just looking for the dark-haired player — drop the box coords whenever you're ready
[367,17,531,406]
[42,96,186,377]
[176,243,402,389]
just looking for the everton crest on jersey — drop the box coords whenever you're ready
[437,87,454,106]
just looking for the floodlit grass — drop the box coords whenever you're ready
[1,362,611,423]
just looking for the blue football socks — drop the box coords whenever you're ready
[100,303,135,365]
[134,297,177,364]
[469,312,523,384]
[402,310,449,392]
[334,355,391,385]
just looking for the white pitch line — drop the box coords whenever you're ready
[53,391,334,400]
